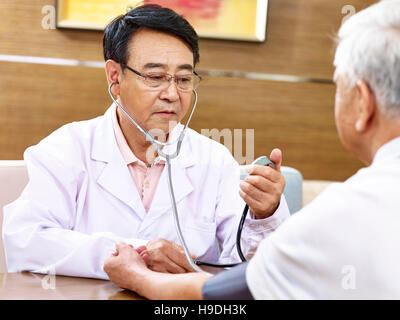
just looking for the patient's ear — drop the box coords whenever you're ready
[354,80,376,133]
[105,60,121,96]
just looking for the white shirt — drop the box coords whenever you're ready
[2,105,290,279]
[247,137,400,299]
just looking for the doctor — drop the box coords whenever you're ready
[104,0,400,299]
[2,4,289,279]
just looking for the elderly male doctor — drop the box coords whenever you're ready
[2,5,289,279]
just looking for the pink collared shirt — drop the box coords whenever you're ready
[112,107,165,213]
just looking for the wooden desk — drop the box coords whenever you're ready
[0,272,143,300]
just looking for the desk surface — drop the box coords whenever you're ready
[0,272,143,300]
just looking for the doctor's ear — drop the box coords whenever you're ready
[105,60,122,96]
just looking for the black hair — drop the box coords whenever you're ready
[103,4,199,67]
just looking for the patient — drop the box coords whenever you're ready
[104,0,400,299]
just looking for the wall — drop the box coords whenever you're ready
[0,0,377,180]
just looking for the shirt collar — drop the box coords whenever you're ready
[112,104,140,165]
[372,136,400,165]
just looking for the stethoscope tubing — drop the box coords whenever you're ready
[108,82,246,273]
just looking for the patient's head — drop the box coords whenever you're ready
[333,0,400,164]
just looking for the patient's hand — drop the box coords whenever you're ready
[104,242,148,292]
[104,242,210,300]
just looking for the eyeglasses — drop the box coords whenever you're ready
[120,63,202,92]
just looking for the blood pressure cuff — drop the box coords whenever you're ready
[202,262,254,300]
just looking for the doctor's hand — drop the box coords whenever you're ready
[145,238,196,274]
[239,148,286,219]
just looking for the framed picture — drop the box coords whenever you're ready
[56,0,269,42]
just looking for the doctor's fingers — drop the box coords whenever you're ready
[140,251,149,264]
[246,165,282,183]
[135,245,147,254]
[136,246,149,264]
[147,253,187,274]
[242,174,285,195]
[149,245,194,273]
[239,187,278,215]
[166,245,196,273]
[147,239,195,272]
[239,183,272,203]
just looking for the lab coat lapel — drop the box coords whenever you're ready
[91,106,146,219]
[149,158,194,216]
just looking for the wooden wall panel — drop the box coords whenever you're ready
[0,0,372,180]
[0,62,363,180]
[194,75,363,181]
[0,62,109,159]
[0,0,376,79]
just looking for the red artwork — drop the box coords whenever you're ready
[144,0,223,21]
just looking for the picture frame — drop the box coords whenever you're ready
[56,0,268,42]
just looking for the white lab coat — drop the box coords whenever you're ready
[3,105,289,279]
[247,137,400,299]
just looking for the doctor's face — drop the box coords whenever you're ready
[117,28,195,134]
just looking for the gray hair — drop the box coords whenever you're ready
[334,0,400,118]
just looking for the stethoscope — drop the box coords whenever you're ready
[108,81,260,273]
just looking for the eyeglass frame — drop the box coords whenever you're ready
[119,62,202,91]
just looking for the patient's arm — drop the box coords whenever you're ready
[103,242,211,300]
